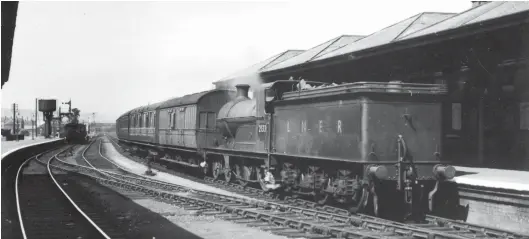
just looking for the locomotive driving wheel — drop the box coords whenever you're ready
[347,185,369,214]
[235,164,250,187]
[212,160,223,180]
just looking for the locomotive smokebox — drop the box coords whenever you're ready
[217,84,257,138]
[38,99,57,112]
[235,84,250,99]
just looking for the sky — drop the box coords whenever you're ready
[1,0,471,123]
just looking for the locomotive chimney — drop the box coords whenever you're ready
[235,84,250,99]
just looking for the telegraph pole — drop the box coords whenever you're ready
[12,103,18,141]
[35,98,38,137]
[32,114,35,140]
[92,113,96,133]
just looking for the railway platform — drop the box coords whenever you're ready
[452,166,529,234]
[1,136,60,159]
[454,166,529,191]
[98,137,259,201]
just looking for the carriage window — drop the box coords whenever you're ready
[178,108,186,129]
[168,111,173,128]
[146,113,150,128]
[207,112,216,129]
[150,112,154,128]
[199,112,207,129]
[172,112,176,130]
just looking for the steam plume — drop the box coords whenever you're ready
[224,72,264,99]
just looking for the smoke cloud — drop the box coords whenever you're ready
[224,72,264,99]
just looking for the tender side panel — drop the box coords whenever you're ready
[365,101,442,162]
[158,105,197,148]
[273,100,363,160]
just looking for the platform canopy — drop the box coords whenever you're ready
[261,12,456,76]
[264,35,364,72]
[310,12,458,62]
[261,2,529,78]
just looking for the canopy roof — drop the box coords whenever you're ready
[264,35,364,71]
[311,12,456,62]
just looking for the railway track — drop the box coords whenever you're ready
[66,136,528,239]
[15,146,123,239]
[111,135,529,238]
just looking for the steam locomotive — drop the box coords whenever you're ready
[63,122,89,144]
[116,80,465,222]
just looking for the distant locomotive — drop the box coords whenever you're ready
[63,122,89,144]
[116,80,464,222]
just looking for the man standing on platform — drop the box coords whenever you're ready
[145,149,157,176]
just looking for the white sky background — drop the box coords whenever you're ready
[1,0,470,123]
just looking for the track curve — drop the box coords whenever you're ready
[15,147,113,239]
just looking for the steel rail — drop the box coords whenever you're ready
[74,138,478,239]
[15,148,58,239]
[18,146,111,239]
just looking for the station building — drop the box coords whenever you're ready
[213,2,529,170]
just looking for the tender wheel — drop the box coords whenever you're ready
[224,165,234,182]
[212,161,222,180]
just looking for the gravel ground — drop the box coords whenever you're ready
[133,199,294,239]
[74,174,295,239]
[73,175,205,239]
[60,145,86,165]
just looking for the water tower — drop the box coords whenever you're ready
[38,99,56,138]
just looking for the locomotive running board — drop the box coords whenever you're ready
[205,147,268,160]
[158,157,200,168]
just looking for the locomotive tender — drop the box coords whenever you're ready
[116,80,463,221]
